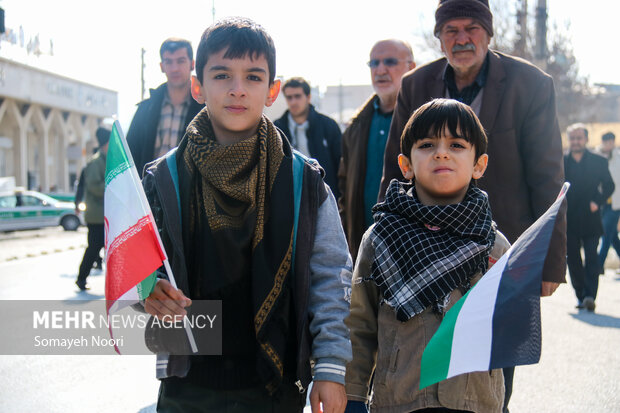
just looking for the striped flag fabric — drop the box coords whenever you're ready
[104,121,166,315]
[419,182,569,389]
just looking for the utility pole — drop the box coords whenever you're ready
[140,47,146,100]
[534,0,548,69]
[515,0,528,57]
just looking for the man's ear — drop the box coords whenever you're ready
[160,61,165,73]
[191,59,195,71]
[265,79,281,107]
[398,154,414,180]
[472,153,489,180]
[191,76,205,104]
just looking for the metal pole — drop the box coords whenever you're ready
[515,0,528,57]
[535,0,548,67]
[140,48,146,100]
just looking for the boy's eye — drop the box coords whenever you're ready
[451,142,466,149]
[418,142,434,149]
[214,73,229,79]
[247,74,263,81]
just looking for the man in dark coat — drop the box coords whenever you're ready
[127,38,204,176]
[274,77,342,199]
[377,1,566,410]
[564,123,614,312]
[338,39,415,260]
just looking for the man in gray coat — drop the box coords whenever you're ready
[378,1,566,411]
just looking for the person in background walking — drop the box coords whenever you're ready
[564,123,614,312]
[597,132,620,273]
[338,39,415,261]
[76,127,110,291]
[127,38,204,177]
[275,77,342,199]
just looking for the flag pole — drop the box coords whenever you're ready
[113,120,198,354]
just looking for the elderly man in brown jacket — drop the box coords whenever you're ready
[378,1,566,411]
[338,39,415,261]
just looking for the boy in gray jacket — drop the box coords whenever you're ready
[142,17,352,413]
[345,99,508,413]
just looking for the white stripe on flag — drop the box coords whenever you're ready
[105,168,146,247]
[448,251,510,378]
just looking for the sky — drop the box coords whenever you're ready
[2,0,618,131]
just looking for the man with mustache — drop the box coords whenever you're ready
[338,39,415,261]
[378,1,566,411]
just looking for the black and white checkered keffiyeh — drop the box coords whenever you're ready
[370,179,495,322]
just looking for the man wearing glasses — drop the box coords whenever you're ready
[378,1,566,411]
[275,77,342,199]
[337,40,415,260]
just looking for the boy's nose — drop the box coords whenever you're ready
[229,80,246,97]
[434,143,449,158]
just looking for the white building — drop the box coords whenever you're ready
[0,56,117,192]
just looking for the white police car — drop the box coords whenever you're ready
[0,189,83,232]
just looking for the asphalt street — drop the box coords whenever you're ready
[0,230,618,412]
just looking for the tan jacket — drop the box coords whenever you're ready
[345,227,510,413]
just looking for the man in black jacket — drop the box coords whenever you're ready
[565,123,615,312]
[127,37,204,176]
[274,77,342,199]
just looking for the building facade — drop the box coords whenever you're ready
[0,57,117,192]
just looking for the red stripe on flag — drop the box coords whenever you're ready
[105,217,165,304]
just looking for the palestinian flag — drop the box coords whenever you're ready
[104,120,166,314]
[420,182,569,389]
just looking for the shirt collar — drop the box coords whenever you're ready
[372,95,393,117]
[443,51,490,89]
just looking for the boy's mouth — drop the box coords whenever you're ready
[225,105,247,113]
[433,167,453,173]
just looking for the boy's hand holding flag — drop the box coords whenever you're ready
[104,120,195,353]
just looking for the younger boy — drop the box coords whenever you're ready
[141,17,352,412]
[345,99,509,413]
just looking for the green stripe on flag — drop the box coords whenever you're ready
[136,271,158,301]
[419,289,471,389]
[105,124,132,185]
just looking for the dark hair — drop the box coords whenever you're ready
[400,98,487,160]
[195,17,276,84]
[160,38,193,62]
[282,77,311,96]
[602,132,616,141]
[96,127,111,147]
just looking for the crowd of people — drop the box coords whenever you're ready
[71,0,620,412]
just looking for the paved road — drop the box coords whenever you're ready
[0,226,87,262]
[0,233,619,412]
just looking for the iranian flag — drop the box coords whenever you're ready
[419,182,569,389]
[104,121,166,314]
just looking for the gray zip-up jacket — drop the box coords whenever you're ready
[142,137,353,389]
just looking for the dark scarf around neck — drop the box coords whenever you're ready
[183,108,296,393]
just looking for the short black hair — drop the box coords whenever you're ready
[282,77,311,96]
[401,98,487,161]
[602,132,616,141]
[195,17,276,84]
[160,38,193,62]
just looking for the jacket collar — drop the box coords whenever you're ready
[430,50,506,134]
